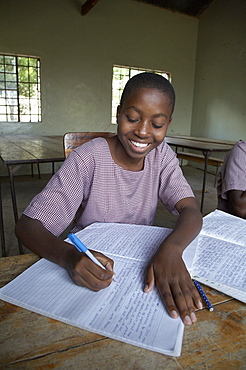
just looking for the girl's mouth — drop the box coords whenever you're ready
[130,140,149,148]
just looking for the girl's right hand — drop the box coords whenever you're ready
[65,249,115,291]
[15,216,115,291]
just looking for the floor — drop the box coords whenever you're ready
[1,164,218,257]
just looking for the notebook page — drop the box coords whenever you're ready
[192,235,246,303]
[71,222,198,272]
[73,223,173,261]
[0,257,183,356]
[202,210,246,246]
[0,222,198,357]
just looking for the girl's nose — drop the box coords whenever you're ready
[133,121,150,137]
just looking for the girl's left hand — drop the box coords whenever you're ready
[144,244,203,325]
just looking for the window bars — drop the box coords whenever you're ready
[0,54,41,122]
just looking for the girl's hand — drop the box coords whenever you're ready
[65,249,115,291]
[15,216,115,291]
[144,244,202,325]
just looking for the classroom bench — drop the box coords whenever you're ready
[176,151,224,186]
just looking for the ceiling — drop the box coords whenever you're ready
[81,0,215,17]
[133,0,215,17]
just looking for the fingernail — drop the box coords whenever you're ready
[184,315,192,325]
[105,262,113,271]
[197,301,203,309]
[190,312,197,323]
[171,310,178,319]
[144,284,149,292]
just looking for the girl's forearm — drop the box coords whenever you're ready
[15,215,78,268]
[163,201,202,253]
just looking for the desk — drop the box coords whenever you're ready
[167,134,236,146]
[0,134,235,255]
[0,135,64,254]
[165,136,234,213]
[0,254,245,369]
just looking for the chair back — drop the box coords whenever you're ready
[63,132,116,158]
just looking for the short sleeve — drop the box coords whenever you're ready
[221,140,246,199]
[23,144,94,236]
[158,145,194,214]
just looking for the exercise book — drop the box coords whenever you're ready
[192,210,246,303]
[0,223,198,357]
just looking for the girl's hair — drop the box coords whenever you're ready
[120,72,175,115]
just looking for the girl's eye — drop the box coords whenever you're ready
[152,123,163,129]
[127,116,138,123]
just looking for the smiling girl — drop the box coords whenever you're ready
[16,73,203,325]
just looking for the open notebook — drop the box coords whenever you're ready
[1,211,244,357]
[0,223,198,357]
[191,210,246,303]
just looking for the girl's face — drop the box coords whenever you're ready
[116,87,172,165]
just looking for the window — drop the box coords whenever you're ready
[111,65,171,124]
[0,54,41,122]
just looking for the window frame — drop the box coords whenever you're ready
[0,53,41,123]
[111,64,171,124]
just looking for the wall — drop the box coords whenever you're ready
[191,0,246,141]
[0,0,198,138]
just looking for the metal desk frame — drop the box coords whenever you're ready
[0,135,64,255]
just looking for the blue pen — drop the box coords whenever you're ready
[68,233,106,270]
[194,280,214,312]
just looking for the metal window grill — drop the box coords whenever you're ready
[0,54,41,122]
[111,65,171,124]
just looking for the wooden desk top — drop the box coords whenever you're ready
[165,136,234,153]
[0,254,245,369]
[166,135,236,146]
[0,134,234,166]
[0,134,64,165]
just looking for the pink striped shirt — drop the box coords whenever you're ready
[24,138,194,236]
[217,140,246,215]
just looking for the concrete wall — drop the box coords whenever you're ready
[191,0,246,141]
[0,0,198,137]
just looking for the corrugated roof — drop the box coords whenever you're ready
[133,0,214,17]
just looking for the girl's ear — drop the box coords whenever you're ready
[116,105,121,124]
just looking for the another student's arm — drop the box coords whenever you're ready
[222,141,246,219]
[144,197,203,326]
[15,215,115,290]
[227,190,246,218]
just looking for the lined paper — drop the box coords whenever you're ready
[0,223,198,357]
[192,210,246,302]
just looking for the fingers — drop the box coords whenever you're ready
[157,278,203,325]
[68,251,115,291]
[96,253,115,273]
[144,258,203,325]
[190,281,203,310]
[144,265,155,293]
